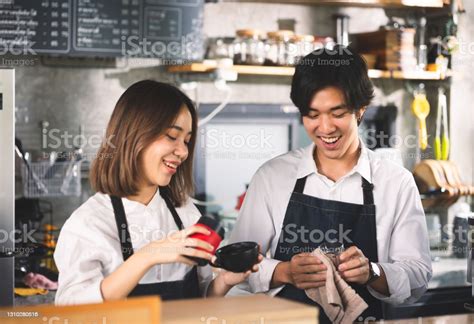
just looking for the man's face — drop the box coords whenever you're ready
[302,86,364,161]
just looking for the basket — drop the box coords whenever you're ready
[21,160,82,198]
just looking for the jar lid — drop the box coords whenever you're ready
[197,215,226,239]
[267,30,295,41]
[293,34,315,42]
[236,29,265,38]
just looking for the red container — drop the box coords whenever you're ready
[188,216,225,266]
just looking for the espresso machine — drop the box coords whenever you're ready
[0,68,15,306]
[468,216,474,298]
[466,214,474,312]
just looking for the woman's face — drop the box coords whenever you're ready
[139,106,193,188]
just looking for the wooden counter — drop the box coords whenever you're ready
[0,295,316,324]
[2,294,472,323]
[382,313,474,323]
[162,294,318,324]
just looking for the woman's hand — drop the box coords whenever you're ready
[136,225,215,268]
[101,225,213,301]
[207,253,263,297]
[218,254,264,286]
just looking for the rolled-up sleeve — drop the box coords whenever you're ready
[54,217,110,305]
[228,169,284,294]
[368,174,432,304]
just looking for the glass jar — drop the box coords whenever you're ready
[265,30,296,66]
[427,37,449,74]
[315,36,335,50]
[207,37,234,60]
[233,29,266,65]
[293,34,315,63]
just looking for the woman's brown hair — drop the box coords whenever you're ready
[90,80,198,207]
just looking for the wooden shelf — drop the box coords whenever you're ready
[221,0,445,9]
[368,69,450,80]
[168,62,450,80]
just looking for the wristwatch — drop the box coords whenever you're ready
[365,262,381,285]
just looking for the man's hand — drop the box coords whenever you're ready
[337,246,370,285]
[288,252,327,289]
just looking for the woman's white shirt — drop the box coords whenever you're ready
[54,190,213,305]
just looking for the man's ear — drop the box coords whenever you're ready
[356,107,367,126]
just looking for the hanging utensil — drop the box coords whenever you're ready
[440,88,450,160]
[411,84,430,151]
[434,88,442,159]
[434,88,450,160]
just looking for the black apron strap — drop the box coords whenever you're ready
[294,176,374,206]
[110,190,200,300]
[293,177,307,194]
[110,195,134,261]
[159,188,184,230]
[111,188,185,262]
[361,177,374,205]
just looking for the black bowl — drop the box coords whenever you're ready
[211,241,259,273]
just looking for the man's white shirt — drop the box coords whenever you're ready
[228,141,432,304]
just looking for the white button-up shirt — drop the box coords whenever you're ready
[54,190,213,305]
[228,142,432,304]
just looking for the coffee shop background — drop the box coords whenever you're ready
[10,2,474,255]
[10,1,472,223]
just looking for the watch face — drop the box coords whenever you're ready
[372,262,381,276]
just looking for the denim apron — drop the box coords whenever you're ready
[275,175,383,322]
[110,191,200,300]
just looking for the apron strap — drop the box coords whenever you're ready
[111,195,134,261]
[111,188,185,261]
[361,177,374,205]
[293,177,307,194]
[293,176,375,206]
[159,187,184,230]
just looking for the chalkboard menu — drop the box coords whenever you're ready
[0,0,204,60]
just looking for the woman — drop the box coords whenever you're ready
[54,80,260,305]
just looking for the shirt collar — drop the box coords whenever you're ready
[353,140,372,184]
[120,188,163,215]
[296,140,372,184]
[296,143,318,179]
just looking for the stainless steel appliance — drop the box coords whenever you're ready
[0,69,15,306]
[468,215,474,297]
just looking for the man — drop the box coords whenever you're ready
[228,46,432,322]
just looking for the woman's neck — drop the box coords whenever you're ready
[126,185,158,206]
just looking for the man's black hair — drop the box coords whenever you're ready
[290,45,374,116]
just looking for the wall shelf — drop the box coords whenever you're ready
[220,0,446,9]
[168,62,450,80]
